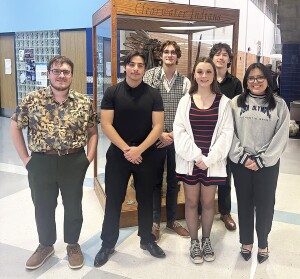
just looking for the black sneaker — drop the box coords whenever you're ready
[190,239,203,264]
[201,237,216,262]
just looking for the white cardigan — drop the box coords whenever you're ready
[173,93,234,176]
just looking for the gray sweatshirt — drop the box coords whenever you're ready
[229,93,290,168]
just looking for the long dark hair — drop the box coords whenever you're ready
[237,63,276,110]
[189,57,220,96]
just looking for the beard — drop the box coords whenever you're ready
[50,80,71,92]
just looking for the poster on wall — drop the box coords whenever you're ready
[106,62,111,77]
[4,59,12,74]
[36,63,48,87]
[24,49,36,82]
[19,50,25,62]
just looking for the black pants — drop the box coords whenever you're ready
[230,160,279,249]
[27,150,89,246]
[153,143,178,224]
[198,160,232,215]
[101,144,156,248]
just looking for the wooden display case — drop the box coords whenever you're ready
[92,0,239,227]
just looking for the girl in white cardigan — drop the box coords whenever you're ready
[173,57,233,264]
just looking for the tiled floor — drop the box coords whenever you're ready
[0,116,299,279]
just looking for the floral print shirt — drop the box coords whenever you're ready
[11,87,97,152]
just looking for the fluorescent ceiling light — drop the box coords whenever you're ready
[269,54,282,59]
[161,26,216,31]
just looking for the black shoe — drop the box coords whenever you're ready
[240,246,252,261]
[140,242,166,258]
[257,248,269,264]
[94,247,115,267]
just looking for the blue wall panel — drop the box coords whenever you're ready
[0,0,106,33]
[281,44,300,108]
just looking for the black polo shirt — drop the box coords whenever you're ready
[219,71,243,99]
[101,80,164,145]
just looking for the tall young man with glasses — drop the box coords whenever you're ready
[94,51,165,267]
[197,43,242,231]
[10,55,98,269]
[143,41,190,241]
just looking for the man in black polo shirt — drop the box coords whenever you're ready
[198,43,242,231]
[94,51,165,267]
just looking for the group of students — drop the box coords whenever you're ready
[174,56,289,264]
[96,41,290,266]
[11,40,289,271]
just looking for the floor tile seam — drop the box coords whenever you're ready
[231,202,300,225]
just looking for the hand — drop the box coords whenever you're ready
[156,132,173,148]
[123,146,143,164]
[245,158,254,167]
[23,156,32,167]
[245,158,258,171]
[195,159,208,170]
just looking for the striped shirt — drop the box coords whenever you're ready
[177,93,226,186]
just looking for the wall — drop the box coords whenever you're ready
[1,0,283,100]
[278,0,300,107]
[0,0,106,33]
[148,0,279,77]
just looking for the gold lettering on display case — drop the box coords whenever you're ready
[135,3,222,22]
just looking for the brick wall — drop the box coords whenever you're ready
[123,31,275,89]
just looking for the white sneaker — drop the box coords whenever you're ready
[190,239,203,264]
[201,237,216,262]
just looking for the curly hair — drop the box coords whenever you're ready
[209,43,233,68]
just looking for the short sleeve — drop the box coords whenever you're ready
[101,87,115,110]
[11,95,30,129]
[152,89,164,112]
[87,98,98,128]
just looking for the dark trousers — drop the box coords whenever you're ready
[153,143,178,224]
[101,145,156,248]
[27,150,89,246]
[198,160,232,215]
[230,160,279,249]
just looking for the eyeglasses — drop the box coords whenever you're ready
[247,76,265,83]
[163,50,177,56]
[127,62,145,69]
[50,69,72,76]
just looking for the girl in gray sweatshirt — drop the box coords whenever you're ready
[229,63,289,264]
